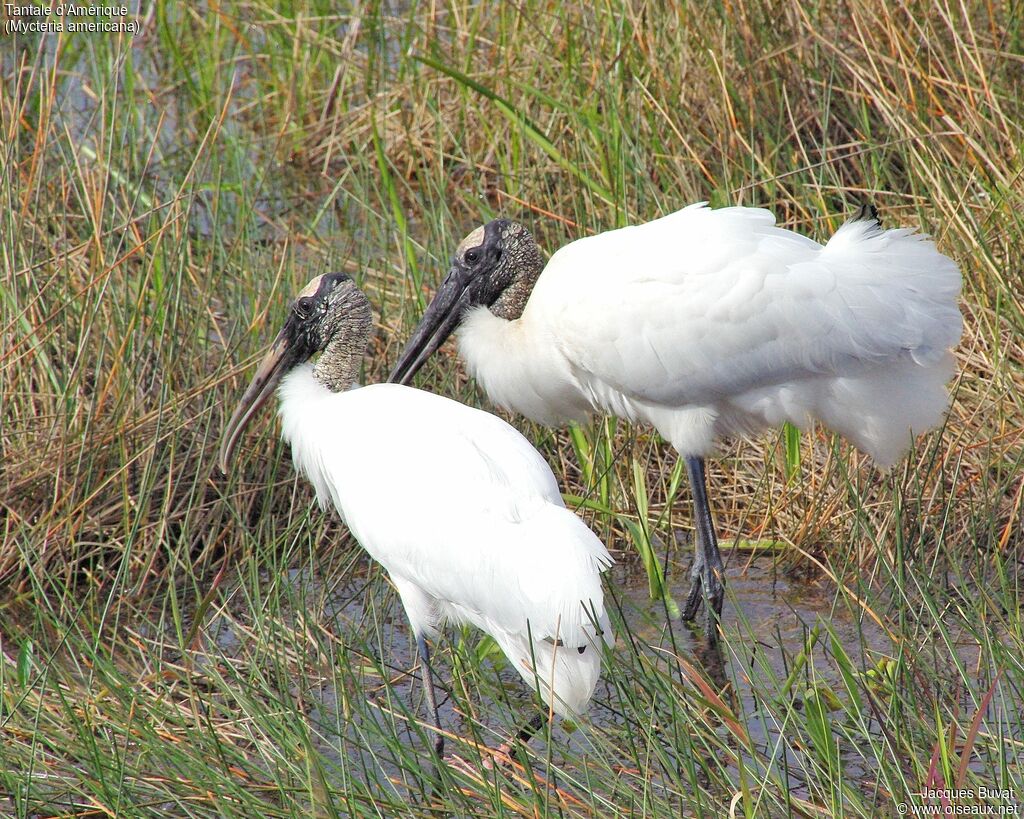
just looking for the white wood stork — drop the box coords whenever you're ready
[388,203,963,643]
[219,273,614,759]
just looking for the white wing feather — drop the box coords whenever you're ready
[529,204,962,407]
[278,372,612,652]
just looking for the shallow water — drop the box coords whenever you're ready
[174,516,1022,817]
[201,552,913,793]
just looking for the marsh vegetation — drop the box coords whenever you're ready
[1,2,1021,815]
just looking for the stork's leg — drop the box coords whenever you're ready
[515,713,546,745]
[415,635,445,757]
[680,456,725,643]
[482,713,546,770]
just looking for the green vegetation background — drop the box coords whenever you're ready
[1,2,1021,816]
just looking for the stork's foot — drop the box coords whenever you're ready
[681,549,724,642]
[444,753,480,776]
[442,714,542,774]
[481,744,515,771]
[444,745,515,774]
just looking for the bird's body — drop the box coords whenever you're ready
[389,202,963,642]
[277,368,612,717]
[219,273,613,759]
[456,204,961,464]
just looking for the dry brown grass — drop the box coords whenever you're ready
[1,3,1021,815]
[2,0,1022,593]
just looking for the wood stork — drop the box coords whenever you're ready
[388,203,963,643]
[218,273,613,760]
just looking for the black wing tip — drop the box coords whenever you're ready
[543,636,588,654]
[850,201,881,227]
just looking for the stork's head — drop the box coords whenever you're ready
[388,219,543,385]
[218,273,370,474]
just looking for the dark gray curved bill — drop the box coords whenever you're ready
[218,330,291,475]
[388,270,470,385]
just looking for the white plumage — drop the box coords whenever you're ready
[389,202,963,641]
[457,204,961,464]
[277,369,613,717]
[219,273,613,758]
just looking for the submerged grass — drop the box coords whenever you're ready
[1,1,1022,815]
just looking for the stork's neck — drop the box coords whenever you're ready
[312,305,372,393]
[458,306,592,426]
[489,241,545,321]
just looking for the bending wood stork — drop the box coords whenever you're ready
[218,273,613,760]
[389,203,963,643]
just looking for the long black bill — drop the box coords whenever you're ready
[218,328,294,475]
[388,269,470,385]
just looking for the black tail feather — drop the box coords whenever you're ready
[850,201,881,226]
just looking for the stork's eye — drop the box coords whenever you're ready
[464,249,480,265]
[294,297,315,319]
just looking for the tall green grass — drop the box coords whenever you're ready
[1,1,1021,816]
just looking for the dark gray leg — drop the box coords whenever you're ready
[514,713,545,745]
[483,713,546,769]
[680,456,725,644]
[416,634,445,757]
